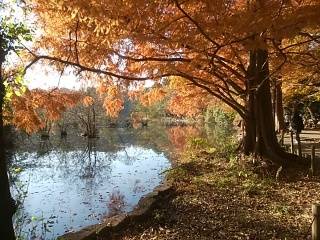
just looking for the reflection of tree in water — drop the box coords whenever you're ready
[105,190,126,218]
[37,139,54,157]
[13,124,173,158]
[56,139,113,187]
[166,124,236,154]
[8,125,174,239]
[9,149,63,239]
[133,179,145,194]
[9,140,115,239]
[8,156,34,239]
[78,140,100,179]
[167,126,201,151]
[101,123,172,155]
[131,123,171,151]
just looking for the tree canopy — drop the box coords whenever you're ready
[1,2,320,238]
[25,0,320,116]
[0,0,311,165]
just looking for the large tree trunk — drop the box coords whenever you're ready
[242,49,302,166]
[0,148,16,240]
[0,60,16,240]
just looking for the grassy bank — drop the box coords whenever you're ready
[103,144,320,240]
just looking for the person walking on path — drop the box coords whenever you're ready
[290,110,304,145]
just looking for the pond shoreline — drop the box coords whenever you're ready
[58,182,172,240]
[96,152,320,240]
[11,125,202,238]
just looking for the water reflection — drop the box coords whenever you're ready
[9,125,174,239]
[167,126,201,151]
[106,190,126,218]
[9,124,231,239]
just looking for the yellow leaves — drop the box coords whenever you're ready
[168,76,183,89]
[70,7,80,19]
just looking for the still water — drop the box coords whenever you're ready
[9,123,233,239]
[9,126,178,239]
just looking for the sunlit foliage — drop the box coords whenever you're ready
[26,0,320,118]
[10,89,81,133]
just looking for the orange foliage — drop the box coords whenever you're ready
[103,98,124,118]
[82,95,94,107]
[165,77,213,117]
[27,0,320,120]
[139,88,167,107]
[10,89,81,133]
[96,81,125,118]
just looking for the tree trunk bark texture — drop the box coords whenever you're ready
[242,49,302,167]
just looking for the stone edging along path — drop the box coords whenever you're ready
[58,183,172,240]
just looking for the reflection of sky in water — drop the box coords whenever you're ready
[12,146,170,239]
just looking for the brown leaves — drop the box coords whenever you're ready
[111,154,319,240]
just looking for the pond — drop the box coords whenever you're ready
[8,123,235,239]
[9,126,175,239]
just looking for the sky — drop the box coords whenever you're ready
[4,0,155,91]
[25,64,91,90]
[24,63,155,90]
[1,0,84,90]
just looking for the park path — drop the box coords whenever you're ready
[283,129,320,156]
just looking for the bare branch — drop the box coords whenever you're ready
[111,50,191,63]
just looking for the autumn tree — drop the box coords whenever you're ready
[69,89,102,137]
[281,38,320,105]
[0,3,82,237]
[26,0,320,166]
[9,88,81,135]
[0,1,34,238]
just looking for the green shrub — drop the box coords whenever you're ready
[205,106,235,128]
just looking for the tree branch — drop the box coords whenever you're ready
[24,55,173,81]
[173,0,220,48]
